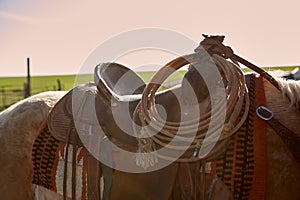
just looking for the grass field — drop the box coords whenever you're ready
[0,66,298,92]
[0,71,187,93]
[241,66,299,74]
[0,71,184,109]
[0,66,298,110]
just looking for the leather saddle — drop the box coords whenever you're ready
[47,62,148,144]
[94,62,183,151]
[47,57,215,158]
[46,62,182,199]
[46,57,225,199]
[93,61,227,199]
[47,62,158,146]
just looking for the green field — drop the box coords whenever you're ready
[0,71,187,93]
[241,66,299,74]
[0,71,185,109]
[0,74,92,93]
[0,66,298,92]
[0,66,299,110]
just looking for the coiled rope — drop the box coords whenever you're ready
[133,51,250,169]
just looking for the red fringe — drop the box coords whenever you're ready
[78,148,88,200]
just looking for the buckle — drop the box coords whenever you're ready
[256,106,274,121]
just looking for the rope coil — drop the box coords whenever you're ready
[133,52,250,168]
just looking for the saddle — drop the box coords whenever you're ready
[48,62,146,145]
[48,62,150,147]
[46,39,247,199]
[46,63,152,199]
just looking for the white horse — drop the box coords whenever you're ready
[0,91,66,199]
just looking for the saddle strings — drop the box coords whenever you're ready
[133,52,250,168]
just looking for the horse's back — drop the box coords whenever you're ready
[263,79,300,200]
[0,91,65,200]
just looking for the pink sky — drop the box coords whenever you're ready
[0,0,299,76]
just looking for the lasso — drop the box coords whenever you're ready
[133,50,250,169]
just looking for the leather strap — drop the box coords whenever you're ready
[63,121,79,200]
[100,137,114,200]
[71,136,78,199]
[87,154,102,200]
[178,163,194,199]
[255,104,300,162]
[267,117,300,162]
[196,35,279,90]
[232,54,279,89]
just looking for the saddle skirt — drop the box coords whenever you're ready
[47,82,105,152]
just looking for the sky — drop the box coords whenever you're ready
[0,0,299,77]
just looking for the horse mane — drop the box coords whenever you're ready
[276,77,300,108]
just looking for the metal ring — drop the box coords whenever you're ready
[256,106,274,121]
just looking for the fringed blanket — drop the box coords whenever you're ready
[211,74,267,199]
[31,120,89,199]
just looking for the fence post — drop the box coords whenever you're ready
[57,79,61,91]
[25,57,31,98]
[1,86,5,110]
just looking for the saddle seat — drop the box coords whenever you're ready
[94,62,146,102]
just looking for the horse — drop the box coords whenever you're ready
[88,53,300,199]
[0,91,66,199]
[1,36,300,199]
